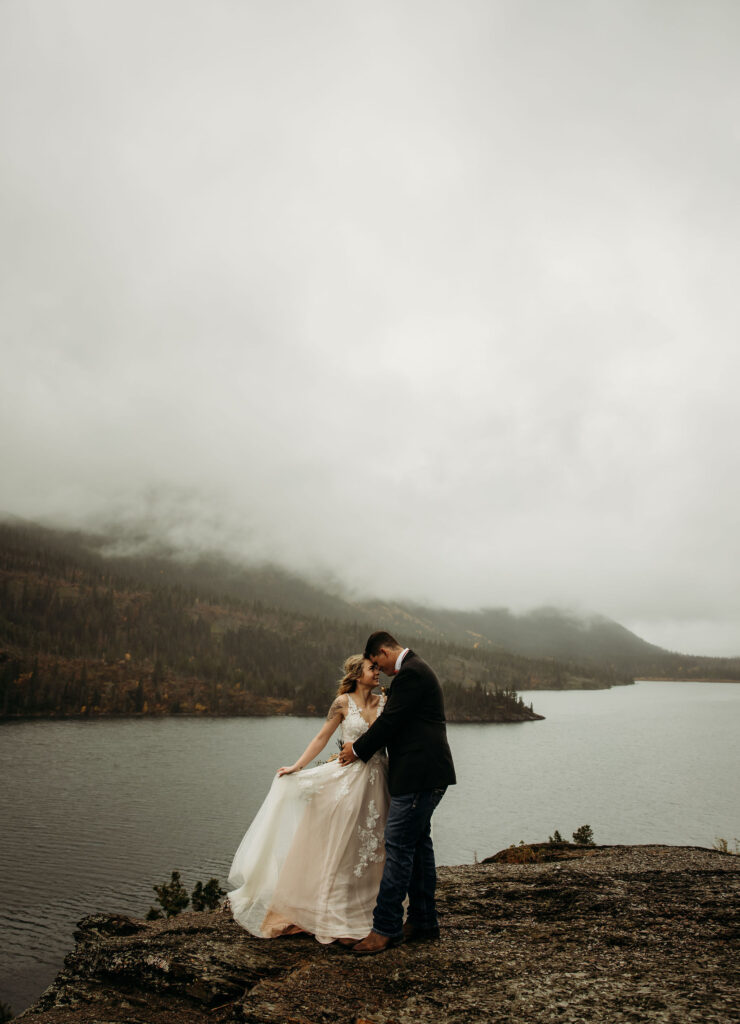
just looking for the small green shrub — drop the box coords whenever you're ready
[572,824,595,846]
[147,871,227,918]
[192,878,226,911]
[147,870,190,919]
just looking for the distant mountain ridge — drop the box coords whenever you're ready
[74,523,689,668]
[350,601,668,666]
[1,516,738,688]
[50,517,665,663]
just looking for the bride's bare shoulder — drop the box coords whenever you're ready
[326,693,349,721]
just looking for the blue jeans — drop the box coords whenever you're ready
[372,787,447,938]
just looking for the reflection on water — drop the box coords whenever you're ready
[1,681,738,1012]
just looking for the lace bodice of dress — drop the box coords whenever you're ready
[341,692,386,745]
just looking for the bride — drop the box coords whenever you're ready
[227,654,389,944]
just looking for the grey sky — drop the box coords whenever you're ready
[1,1,739,656]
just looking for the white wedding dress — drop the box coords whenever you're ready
[228,693,389,943]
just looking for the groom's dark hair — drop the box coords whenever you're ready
[364,630,401,657]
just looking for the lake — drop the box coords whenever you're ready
[1,680,738,1014]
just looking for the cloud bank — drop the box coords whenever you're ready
[1,1,738,654]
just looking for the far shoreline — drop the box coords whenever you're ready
[634,676,740,684]
[0,709,545,725]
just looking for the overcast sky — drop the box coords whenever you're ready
[1,1,739,656]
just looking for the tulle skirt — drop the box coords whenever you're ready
[227,753,389,943]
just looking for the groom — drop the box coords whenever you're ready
[339,630,456,953]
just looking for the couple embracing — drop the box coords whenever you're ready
[227,630,456,953]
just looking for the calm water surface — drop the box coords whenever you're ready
[1,681,738,1012]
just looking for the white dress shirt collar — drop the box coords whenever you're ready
[394,648,410,673]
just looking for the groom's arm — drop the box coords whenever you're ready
[352,669,423,763]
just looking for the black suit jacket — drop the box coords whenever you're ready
[352,650,456,797]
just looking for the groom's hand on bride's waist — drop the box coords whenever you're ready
[338,742,358,765]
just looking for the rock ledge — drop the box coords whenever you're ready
[18,845,739,1024]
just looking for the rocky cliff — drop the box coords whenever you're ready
[18,845,739,1024]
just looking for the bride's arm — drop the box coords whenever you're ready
[277,695,347,776]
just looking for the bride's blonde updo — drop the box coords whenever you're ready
[336,653,366,696]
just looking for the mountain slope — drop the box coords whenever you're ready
[1,518,737,709]
[351,601,667,665]
[2,520,602,722]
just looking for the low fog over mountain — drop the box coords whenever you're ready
[1,2,738,656]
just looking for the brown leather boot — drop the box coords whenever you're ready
[351,930,404,955]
